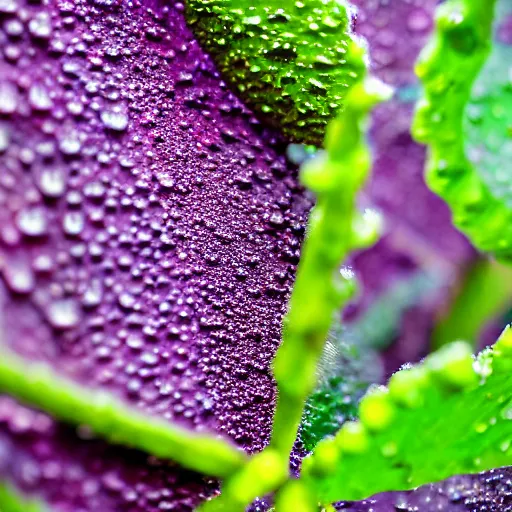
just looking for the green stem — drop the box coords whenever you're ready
[274,480,317,512]
[270,58,391,461]
[197,52,392,512]
[0,482,48,512]
[0,349,246,478]
[433,259,512,349]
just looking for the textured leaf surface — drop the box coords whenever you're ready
[304,332,512,503]
[185,0,363,145]
[337,466,512,512]
[197,72,393,512]
[0,0,310,509]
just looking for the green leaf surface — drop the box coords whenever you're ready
[464,0,512,207]
[0,349,246,479]
[412,0,512,256]
[300,329,377,453]
[302,330,512,503]
[185,0,364,145]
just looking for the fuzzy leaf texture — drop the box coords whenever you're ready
[413,0,512,256]
[302,328,512,504]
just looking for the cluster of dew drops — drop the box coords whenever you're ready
[0,0,310,456]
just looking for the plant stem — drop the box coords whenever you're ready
[0,482,48,512]
[198,60,392,512]
[0,350,246,478]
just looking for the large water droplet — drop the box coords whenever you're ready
[28,12,52,39]
[0,81,18,115]
[0,0,18,14]
[45,299,81,329]
[15,207,48,237]
[100,107,129,131]
[37,168,66,198]
[2,260,35,294]
[29,84,53,111]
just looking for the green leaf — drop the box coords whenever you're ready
[185,0,365,145]
[412,0,512,256]
[0,349,247,479]
[302,329,512,503]
[463,0,512,209]
[300,329,377,453]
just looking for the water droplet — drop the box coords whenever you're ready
[15,207,48,237]
[59,135,82,155]
[100,107,129,131]
[62,211,85,236]
[0,81,18,114]
[0,0,18,14]
[82,280,103,308]
[126,335,143,350]
[475,422,488,434]
[29,84,53,111]
[46,299,81,329]
[141,352,158,365]
[118,292,136,309]
[2,260,35,294]
[500,440,511,453]
[28,12,52,39]
[381,441,398,457]
[407,9,431,33]
[5,19,23,37]
[37,168,66,198]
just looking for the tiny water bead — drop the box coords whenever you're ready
[185,0,365,145]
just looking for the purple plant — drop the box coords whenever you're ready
[0,0,512,511]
